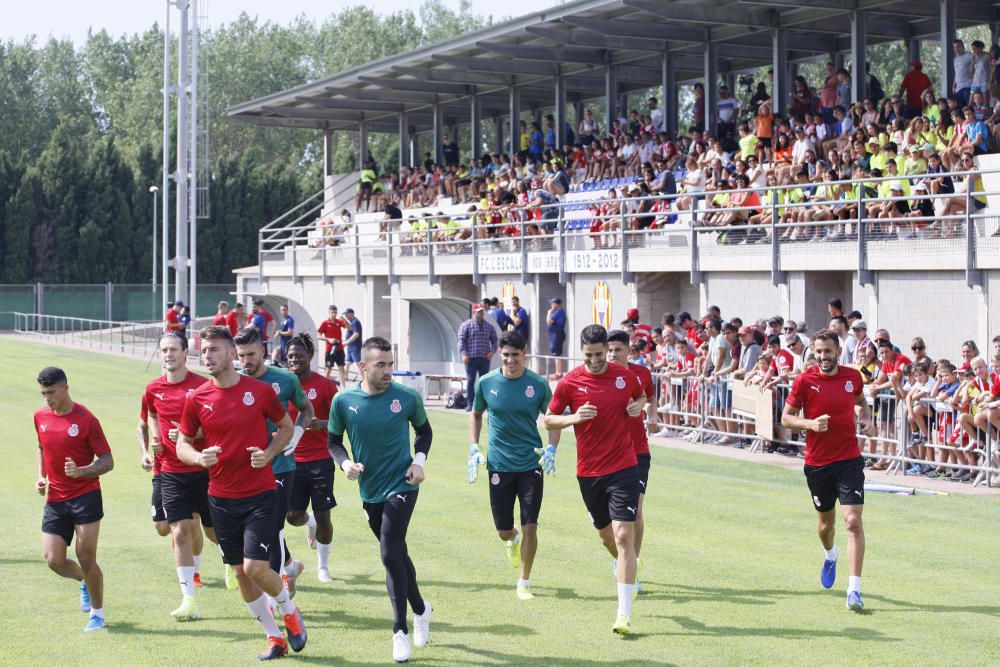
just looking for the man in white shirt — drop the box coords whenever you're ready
[716,85,740,147]
[953,39,973,107]
[970,40,989,95]
[648,97,664,133]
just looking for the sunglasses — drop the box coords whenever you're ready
[911,346,925,351]
[783,326,795,331]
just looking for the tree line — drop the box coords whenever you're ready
[0,1,489,284]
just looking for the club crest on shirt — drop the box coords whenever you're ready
[68,423,80,437]
[390,399,402,413]
[615,376,626,390]
[308,387,317,400]
[525,385,535,398]
[243,392,256,406]
[271,382,281,395]
[491,473,500,486]
[844,380,855,393]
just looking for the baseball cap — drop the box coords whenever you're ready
[344,308,355,314]
[549,297,562,304]
[767,316,783,325]
[174,300,185,307]
[867,137,879,145]
[472,304,484,312]
[913,182,928,192]
[890,183,903,191]
[627,307,639,320]
[851,320,867,330]
[738,325,753,335]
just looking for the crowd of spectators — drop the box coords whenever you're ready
[335,39,1000,248]
[616,299,999,484]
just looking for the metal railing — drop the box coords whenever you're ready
[257,166,1000,288]
[11,312,172,360]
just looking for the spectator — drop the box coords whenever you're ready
[317,305,347,384]
[441,134,459,168]
[578,109,599,146]
[274,304,294,366]
[342,308,363,380]
[716,85,740,147]
[693,82,705,132]
[648,97,664,132]
[899,60,932,119]
[970,40,989,97]
[457,304,498,412]
[953,39,973,106]
[355,159,377,212]
[509,296,530,345]
[546,297,567,379]
[820,61,839,127]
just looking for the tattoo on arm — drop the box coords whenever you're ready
[79,452,115,478]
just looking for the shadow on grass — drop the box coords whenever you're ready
[864,593,1000,618]
[637,581,814,606]
[108,621,254,642]
[655,615,898,642]
[428,643,677,666]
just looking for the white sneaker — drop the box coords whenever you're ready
[306,521,317,550]
[317,567,333,584]
[412,600,431,647]
[392,630,411,662]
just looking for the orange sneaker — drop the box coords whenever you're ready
[257,636,288,661]
[193,573,203,588]
[282,607,307,653]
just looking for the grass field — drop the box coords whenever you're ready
[3,339,999,666]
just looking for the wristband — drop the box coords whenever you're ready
[340,459,353,473]
[412,452,427,468]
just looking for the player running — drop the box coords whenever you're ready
[234,327,314,598]
[283,333,339,583]
[781,328,876,612]
[544,325,645,635]
[137,391,171,539]
[327,336,432,663]
[144,332,219,620]
[469,330,559,600]
[606,329,655,591]
[317,305,348,385]
[176,326,307,660]
[34,367,115,632]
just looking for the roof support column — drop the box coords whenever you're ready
[604,65,617,139]
[703,43,717,137]
[906,39,921,69]
[398,112,410,169]
[493,114,503,154]
[555,75,566,150]
[508,86,520,156]
[772,30,788,119]
[432,103,444,165]
[323,128,334,177]
[470,92,482,161]
[359,118,369,167]
[940,0,956,98]
[850,12,867,104]
[662,51,677,137]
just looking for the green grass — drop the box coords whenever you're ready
[2,339,999,666]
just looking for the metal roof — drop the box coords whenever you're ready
[228,0,998,134]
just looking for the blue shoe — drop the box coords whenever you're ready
[846,590,864,611]
[820,558,837,589]
[84,614,105,632]
[80,582,92,613]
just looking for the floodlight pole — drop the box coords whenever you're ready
[175,0,189,309]
[150,186,159,320]
[161,0,172,320]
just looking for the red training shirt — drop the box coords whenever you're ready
[880,354,912,376]
[291,371,338,463]
[212,313,227,326]
[317,318,346,353]
[145,371,209,474]
[139,394,161,475]
[628,362,655,456]
[34,403,112,502]
[786,365,864,467]
[165,308,182,333]
[548,362,644,477]
[179,374,287,499]
[224,310,241,337]
[771,349,795,375]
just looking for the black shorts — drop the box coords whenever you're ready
[804,456,865,513]
[151,475,167,523]
[209,490,278,565]
[363,490,418,539]
[549,336,565,357]
[273,471,294,523]
[43,489,103,546]
[636,453,651,495]
[290,458,337,513]
[160,470,213,526]
[325,348,345,368]
[488,469,544,531]
[577,465,641,529]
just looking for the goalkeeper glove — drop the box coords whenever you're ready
[534,444,557,476]
[467,443,486,483]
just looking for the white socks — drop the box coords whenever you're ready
[306,512,317,532]
[508,531,521,547]
[273,589,295,617]
[247,594,282,638]
[177,566,196,597]
[517,578,530,587]
[848,576,862,594]
[317,542,331,571]
[193,553,202,575]
[278,529,287,572]
[91,607,105,619]
[617,584,634,616]
[824,545,839,562]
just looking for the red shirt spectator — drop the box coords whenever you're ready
[900,61,932,110]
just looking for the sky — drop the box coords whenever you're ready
[3,0,544,45]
